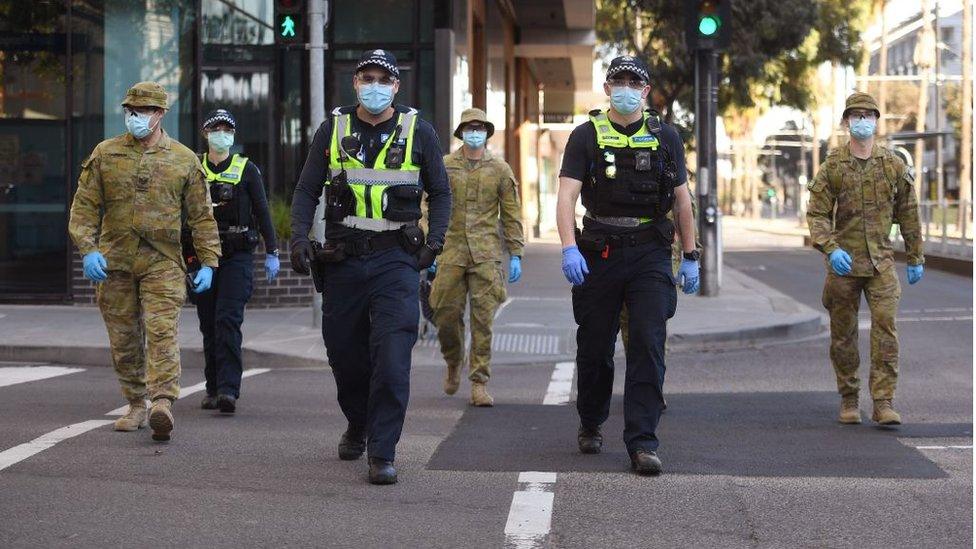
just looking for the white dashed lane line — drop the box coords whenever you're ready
[503,362,574,548]
[0,366,85,389]
[105,368,272,416]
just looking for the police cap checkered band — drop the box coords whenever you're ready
[203,109,236,130]
[606,55,650,83]
[356,49,400,78]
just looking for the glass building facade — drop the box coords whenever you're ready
[1,0,588,303]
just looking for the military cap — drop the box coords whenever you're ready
[842,92,880,120]
[121,81,168,109]
[453,108,495,139]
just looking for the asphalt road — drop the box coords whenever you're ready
[0,235,971,548]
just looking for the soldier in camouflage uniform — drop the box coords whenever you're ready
[806,92,924,426]
[69,82,221,441]
[429,108,525,407]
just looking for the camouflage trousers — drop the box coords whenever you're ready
[822,268,901,400]
[97,240,186,403]
[429,261,507,383]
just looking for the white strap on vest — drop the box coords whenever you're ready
[339,216,414,232]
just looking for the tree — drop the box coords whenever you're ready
[595,0,871,215]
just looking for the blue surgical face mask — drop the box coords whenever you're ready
[125,109,157,139]
[849,118,876,141]
[358,82,395,115]
[462,130,487,149]
[610,86,644,115]
[207,131,234,153]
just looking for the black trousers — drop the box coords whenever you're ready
[196,250,254,399]
[572,240,676,453]
[320,246,420,462]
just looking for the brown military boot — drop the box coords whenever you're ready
[470,382,494,407]
[149,398,175,442]
[872,399,902,425]
[838,395,861,424]
[113,400,147,432]
[443,363,461,395]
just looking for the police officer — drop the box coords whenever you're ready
[807,92,924,426]
[195,109,279,414]
[429,108,524,407]
[556,56,699,476]
[290,49,452,484]
[69,81,221,442]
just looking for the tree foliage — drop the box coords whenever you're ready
[595,0,872,119]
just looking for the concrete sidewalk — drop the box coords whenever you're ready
[0,243,822,370]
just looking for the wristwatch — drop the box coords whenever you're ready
[268,249,279,257]
[683,250,701,261]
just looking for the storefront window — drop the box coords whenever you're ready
[0,0,69,297]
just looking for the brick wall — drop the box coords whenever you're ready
[70,240,316,308]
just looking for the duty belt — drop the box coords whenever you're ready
[584,212,652,228]
[575,226,662,259]
[336,229,403,256]
[340,216,414,232]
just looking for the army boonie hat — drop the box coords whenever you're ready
[453,108,495,139]
[121,81,168,109]
[842,92,880,120]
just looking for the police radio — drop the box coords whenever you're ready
[324,135,360,223]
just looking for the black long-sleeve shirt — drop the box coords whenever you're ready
[203,154,277,251]
[290,105,452,248]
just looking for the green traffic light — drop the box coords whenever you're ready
[698,15,719,36]
[280,15,296,37]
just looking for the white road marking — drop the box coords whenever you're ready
[914,445,973,450]
[859,315,972,329]
[542,362,574,405]
[0,366,85,388]
[504,471,557,548]
[106,368,271,416]
[0,420,115,472]
[495,297,514,320]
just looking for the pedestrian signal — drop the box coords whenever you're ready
[685,0,731,50]
[274,0,305,45]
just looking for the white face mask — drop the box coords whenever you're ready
[124,108,158,139]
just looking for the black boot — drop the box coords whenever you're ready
[630,449,663,476]
[577,424,603,454]
[217,394,236,414]
[337,426,367,461]
[368,457,397,485]
[201,394,218,410]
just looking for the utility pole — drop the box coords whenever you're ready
[915,0,934,199]
[309,0,326,326]
[934,0,945,204]
[879,0,889,136]
[696,48,721,296]
[960,0,972,230]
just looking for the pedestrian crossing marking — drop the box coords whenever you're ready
[0,366,85,389]
[417,332,562,355]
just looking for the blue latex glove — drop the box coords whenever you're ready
[82,252,108,282]
[678,258,700,295]
[828,249,853,276]
[508,256,522,283]
[561,246,589,286]
[265,254,280,283]
[428,260,437,276]
[907,264,924,285]
[192,266,214,294]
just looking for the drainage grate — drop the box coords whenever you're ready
[417,332,562,355]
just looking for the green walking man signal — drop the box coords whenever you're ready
[274,0,305,45]
[281,15,296,37]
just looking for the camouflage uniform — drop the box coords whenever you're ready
[429,147,524,383]
[807,142,923,401]
[68,82,220,404]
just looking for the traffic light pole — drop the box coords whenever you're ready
[309,0,326,326]
[695,48,721,296]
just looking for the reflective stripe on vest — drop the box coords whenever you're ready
[327,108,421,220]
[201,153,248,185]
[590,111,660,151]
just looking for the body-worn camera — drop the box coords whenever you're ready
[211,182,235,203]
